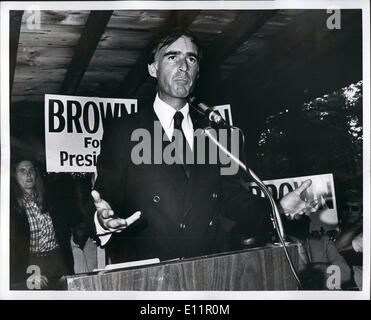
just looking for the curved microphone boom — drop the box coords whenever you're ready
[189,97,230,128]
[188,96,302,288]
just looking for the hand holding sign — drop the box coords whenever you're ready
[279,179,320,220]
[91,190,141,234]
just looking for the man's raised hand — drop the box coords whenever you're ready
[91,190,141,234]
[279,179,320,220]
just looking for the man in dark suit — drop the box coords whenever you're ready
[90,31,313,263]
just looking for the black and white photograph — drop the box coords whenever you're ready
[0,0,369,301]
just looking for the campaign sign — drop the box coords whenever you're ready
[244,173,339,232]
[45,94,137,172]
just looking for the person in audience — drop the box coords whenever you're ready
[288,216,352,290]
[10,159,78,289]
[335,189,363,289]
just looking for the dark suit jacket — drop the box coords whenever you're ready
[92,100,272,263]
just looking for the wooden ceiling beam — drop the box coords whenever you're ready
[60,10,113,95]
[202,10,277,71]
[116,11,201,97]
[195,10,277,98]
[10,10,24,95]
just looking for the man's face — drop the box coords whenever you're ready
[343,200,362,224]
[16,161,36,192]
[148,36,199,106]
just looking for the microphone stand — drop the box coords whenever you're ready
[203,125,302,288]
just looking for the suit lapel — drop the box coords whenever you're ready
[136,101,214,210]
[138,104,188,194]
[182,110,214,220]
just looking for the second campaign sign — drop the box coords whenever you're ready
[45,94,137,172]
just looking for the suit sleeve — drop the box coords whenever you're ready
[86,118,130,242]
[95,118,129,212]
[220,173,273,239]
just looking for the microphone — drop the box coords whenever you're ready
[189,97,231,128]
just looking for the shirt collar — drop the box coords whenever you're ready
[23,190,39,204]
[153,94,189,130]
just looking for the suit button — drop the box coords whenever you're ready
[212,192,218,199]
[153,195,160,203]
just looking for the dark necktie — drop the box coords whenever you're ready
[173,111,191,180]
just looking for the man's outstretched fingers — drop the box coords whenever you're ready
[106,218,128,229]
[91,190,102,204]
[101,209,115,219]
[294,179,312,196]
[126,211,142,226]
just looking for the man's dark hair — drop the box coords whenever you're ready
[147,30,203,65]
[343,189,362,204]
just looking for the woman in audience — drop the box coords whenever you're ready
[10,159,76,289]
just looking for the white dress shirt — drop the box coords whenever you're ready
[154,94,194,150]
[95,94,194,245]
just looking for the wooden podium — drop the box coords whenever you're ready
[64,244,298,290]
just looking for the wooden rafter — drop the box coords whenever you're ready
[116,10,201,97]
[10,10,24,95]
[202,10,277,71]
[60,10,113,95]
